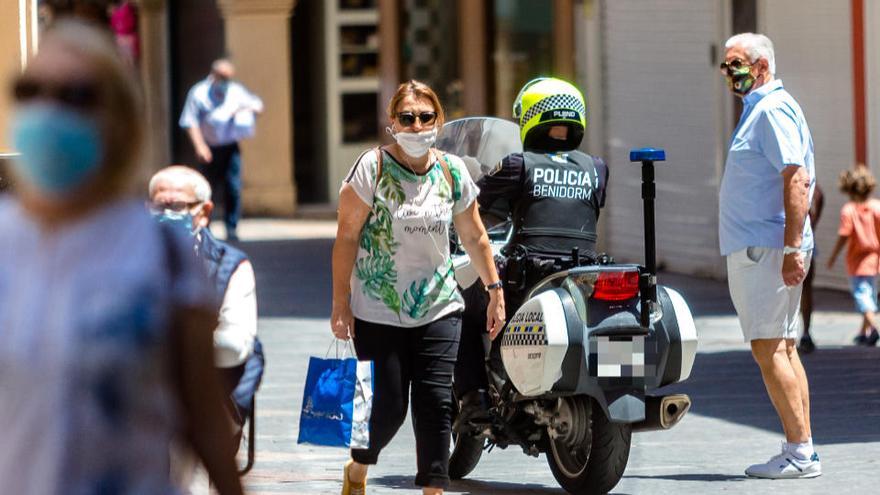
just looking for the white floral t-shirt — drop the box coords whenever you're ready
[343,148,479,327]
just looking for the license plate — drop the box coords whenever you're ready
[591,335,646,378]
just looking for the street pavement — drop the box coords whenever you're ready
[227,220,880,495]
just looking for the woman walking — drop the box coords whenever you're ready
[331,80,505,494]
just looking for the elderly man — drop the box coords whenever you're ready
[179,59,263,241]
[719,33,820,479]
[149,166,263,426]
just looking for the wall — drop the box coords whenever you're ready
[601,0,727,277]
[759,0,854,290]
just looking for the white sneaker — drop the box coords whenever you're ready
[745,446,822,479]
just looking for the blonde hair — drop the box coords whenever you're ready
[34,19,145,195]
[386,80,445,127]
[839,165,876,201]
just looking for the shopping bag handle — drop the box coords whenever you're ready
[325,338,356,359]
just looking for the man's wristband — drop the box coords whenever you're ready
[782,245,802,255]
[485,280,503,291]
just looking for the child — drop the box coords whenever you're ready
[827,166,880,346]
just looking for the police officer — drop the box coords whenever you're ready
[454,78,608,430]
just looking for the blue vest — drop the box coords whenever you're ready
[196,230,249,309]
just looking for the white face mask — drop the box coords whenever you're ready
[389,127,437,158]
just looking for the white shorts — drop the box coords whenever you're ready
[726,247,811,342]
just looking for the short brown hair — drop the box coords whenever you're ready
[839,165,876,201]
[386,80,445,127]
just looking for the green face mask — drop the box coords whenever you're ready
[726,65,755,96]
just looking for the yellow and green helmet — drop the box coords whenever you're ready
[512,77,587,150]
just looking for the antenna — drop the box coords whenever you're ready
[630,147,665,327]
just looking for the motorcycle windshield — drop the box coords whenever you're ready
[435,117,522,182]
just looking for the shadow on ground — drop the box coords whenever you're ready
[240,238,334,318]
[369,474,573,494]
[241,238,853,320]
[656,271,852,317]
[624,473,748,482]
[663,346,880,443]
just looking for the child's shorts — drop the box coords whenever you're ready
[849,275,878,314]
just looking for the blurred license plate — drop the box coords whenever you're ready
[591,335,645,377]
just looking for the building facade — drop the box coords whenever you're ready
[3,0,880,291]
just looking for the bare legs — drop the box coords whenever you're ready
[751,338,811,442]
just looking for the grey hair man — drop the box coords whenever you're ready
[718,33,820,479]
[150,166,264,492]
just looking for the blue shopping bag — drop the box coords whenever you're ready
[297,353,373,448]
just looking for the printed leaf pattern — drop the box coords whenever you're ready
[401,261,457,319]
[448,159,462,201]
[357,157,403,317]
[379,170,406,205]
[356,156,460,321]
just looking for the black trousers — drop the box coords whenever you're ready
[351,313,461,489]
[454,280,527,398]
[198,143,241,235]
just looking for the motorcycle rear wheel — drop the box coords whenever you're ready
[547,397,632,495]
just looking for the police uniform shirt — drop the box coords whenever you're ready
[477,151,608,255]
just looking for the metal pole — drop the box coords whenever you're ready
[630,148,665,327]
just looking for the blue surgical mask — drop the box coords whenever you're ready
[210,80,229,102]
[10,103,103,195]
[151,210,197,237]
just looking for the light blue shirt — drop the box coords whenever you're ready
[719,79,815,256]
[179,77,263,147]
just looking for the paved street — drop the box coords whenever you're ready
[230,221,880,495]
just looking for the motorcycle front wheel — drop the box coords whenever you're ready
[447,392,485,479]
[546,396,632,495]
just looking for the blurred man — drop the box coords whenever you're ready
[150,165,263,415]
[719,33,820,479]
[179,59,263,241]
[150,166,264,492]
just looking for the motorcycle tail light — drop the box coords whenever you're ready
[592,271,640,301]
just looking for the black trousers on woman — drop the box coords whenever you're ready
[351,313,461,489]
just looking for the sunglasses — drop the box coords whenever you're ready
[12,77,102,110]
[396,111,437,127]
[719,58,750,73]
[150,200,202,214]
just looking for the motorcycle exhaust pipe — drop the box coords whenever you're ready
[631,393,691,432]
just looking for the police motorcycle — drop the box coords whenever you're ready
[437,117,698,495]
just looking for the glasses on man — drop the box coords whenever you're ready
[150,200,202,214]
[11,77,102,110]
[396,111,437,127]
[719,58,750,74]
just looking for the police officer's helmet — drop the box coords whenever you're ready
[512,77,586,151]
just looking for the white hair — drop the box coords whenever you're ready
[725,32,776,76]
[148,166,212,203]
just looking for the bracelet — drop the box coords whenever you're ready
[485,280,503,291]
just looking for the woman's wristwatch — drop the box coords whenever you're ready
[485,280,504,292]
[782,245,802,255]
